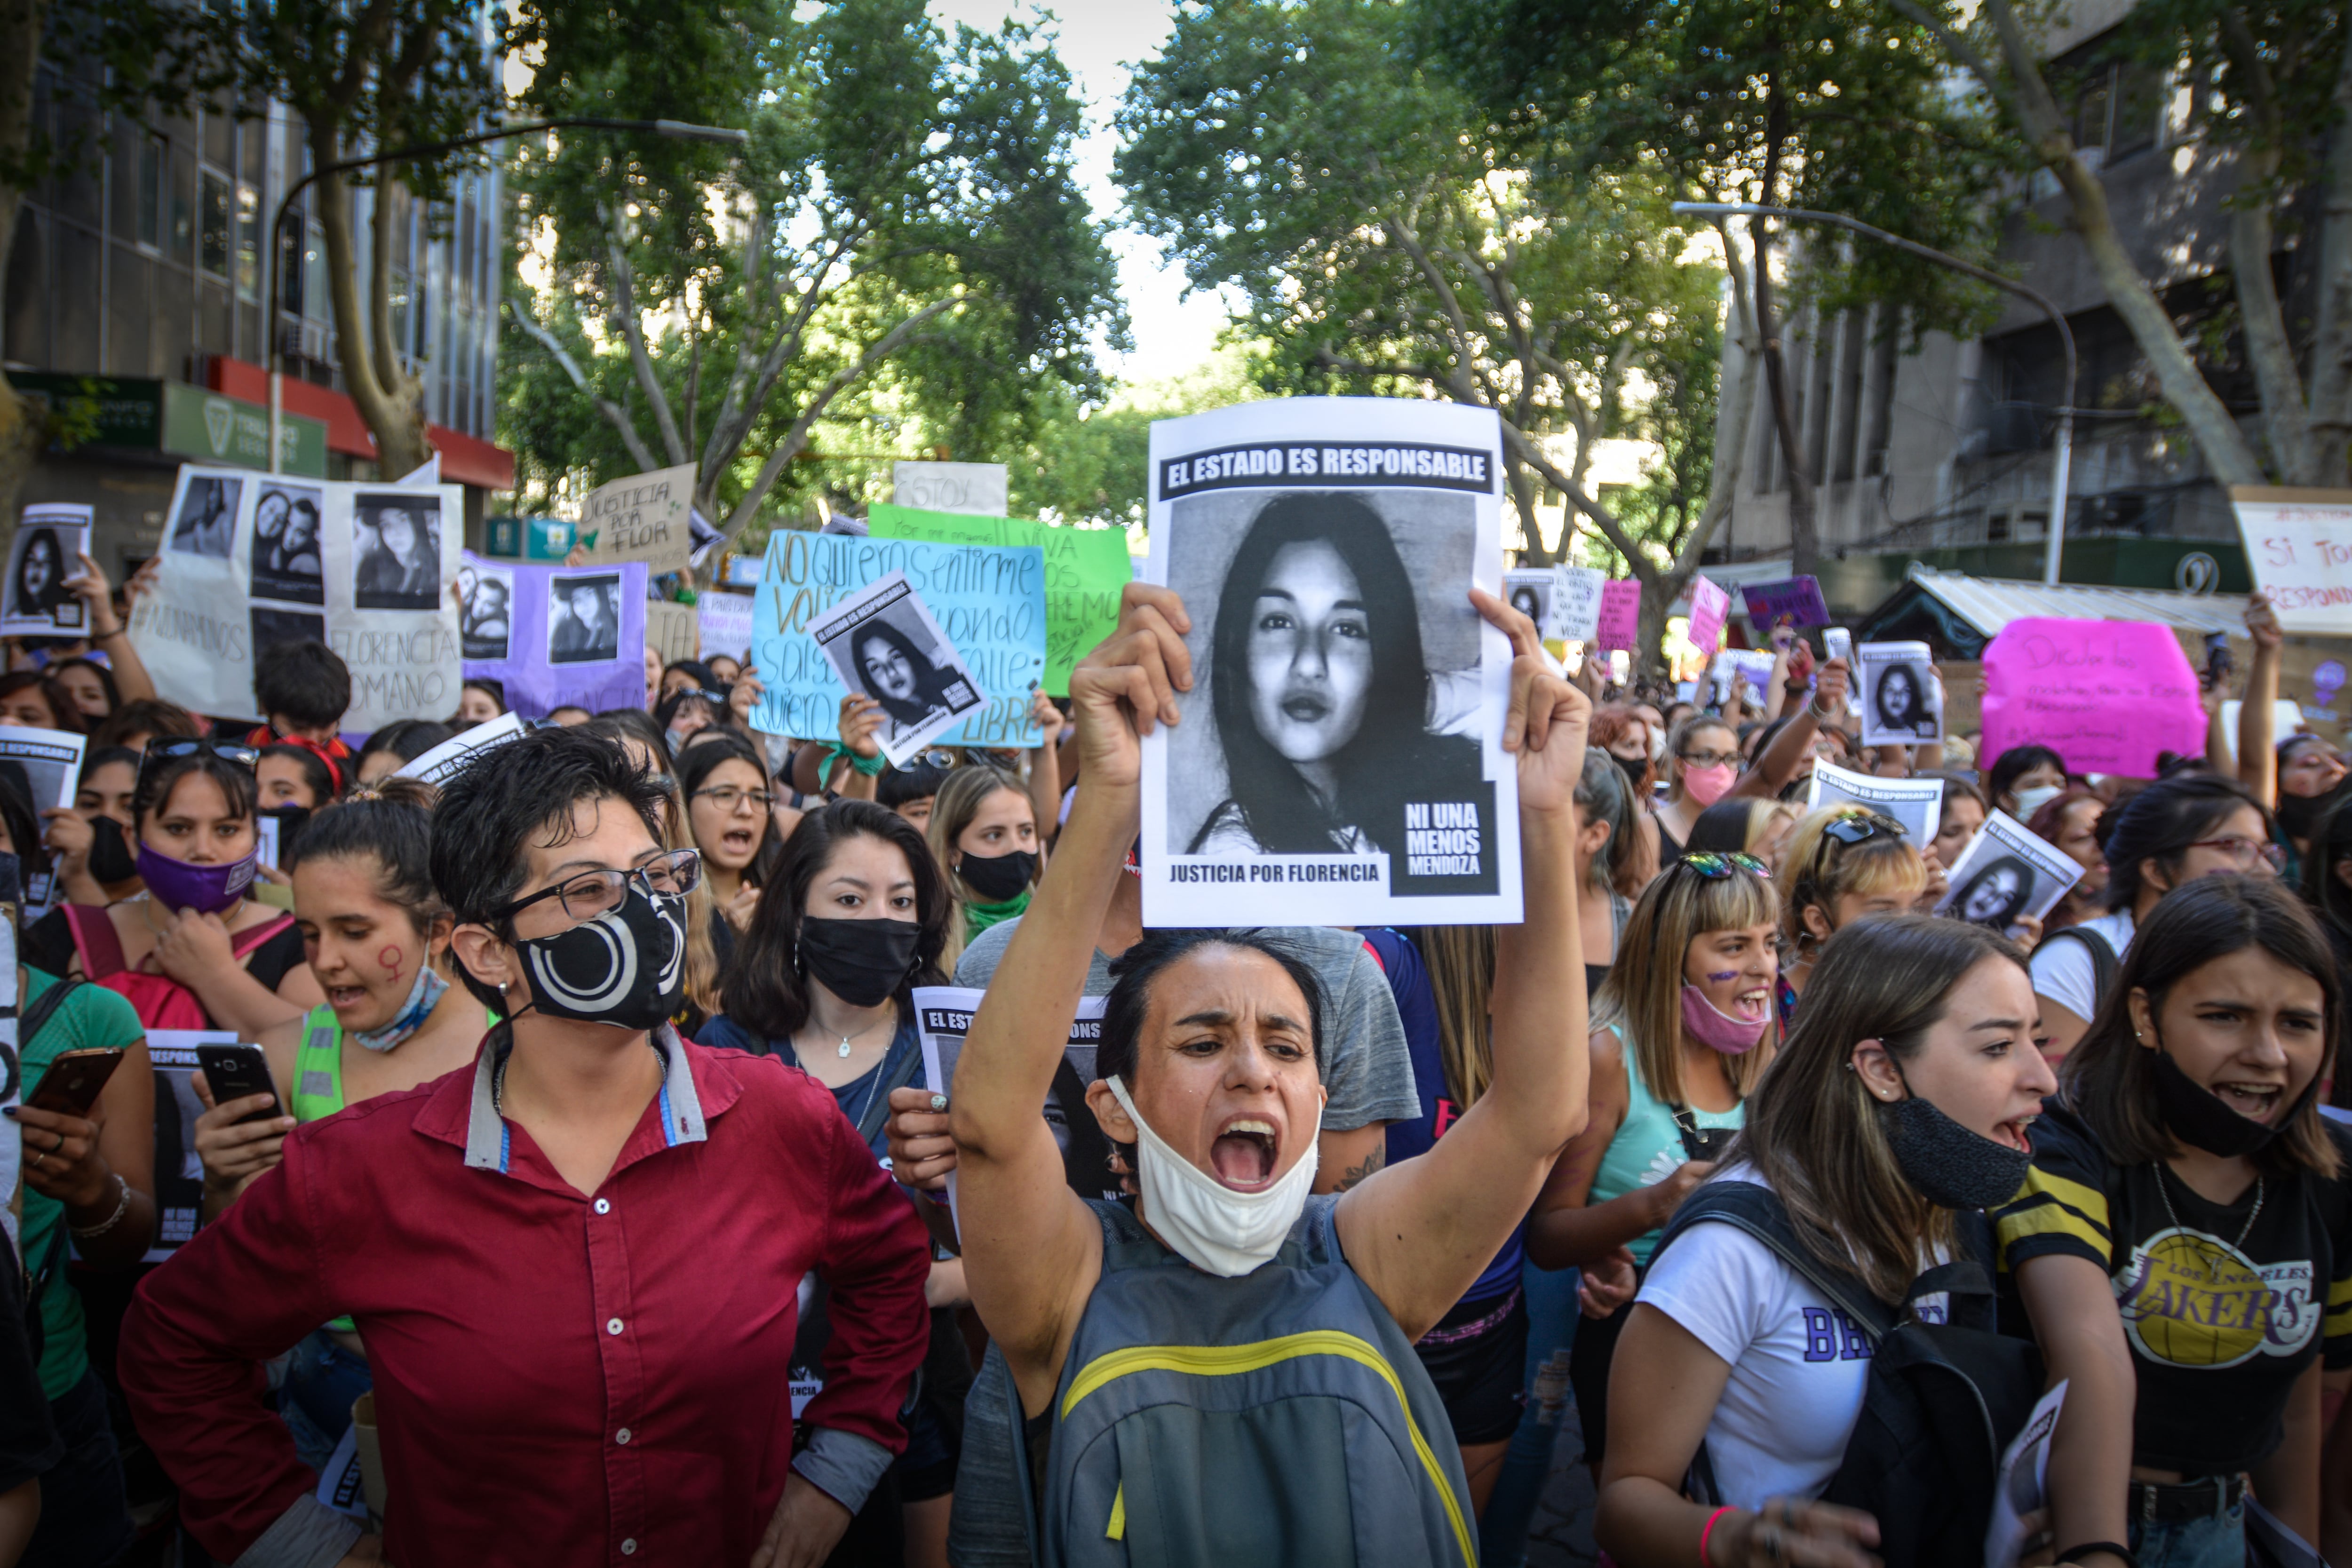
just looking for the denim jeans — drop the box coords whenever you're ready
[21,1369,135,1568]
[2130,1495,2245,1568]
[279,1329,374,1474]
[1477,1260,1582,1567]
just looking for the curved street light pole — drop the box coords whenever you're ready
[1672,199,2075,586]
[267,118,749,475]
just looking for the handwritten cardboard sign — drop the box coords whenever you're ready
[1555,566,1605,642]
[1981,617,2206,778]
[892,461,1008,518]
[1596,579,1642,651]
[1685,575,1730,657]
[1740,575,1829,629]
[867,503,1130,695]
[2233,486,2352,634]
[580,462,695,574]
[749,529,1045,748]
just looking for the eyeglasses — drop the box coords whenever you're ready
[2187,836,2286,873]
[691,785,774,814]
[1679,750,1740,770]
[1822,812,1905,845]
[494,847,703,924]
[1679,852,1770,879]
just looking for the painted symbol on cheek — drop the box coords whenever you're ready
[377,945,405,982]
[1705,971,1739,983]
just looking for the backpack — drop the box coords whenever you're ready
[1651,1182,2045,1568]
[62,904,295,1030]
[1017,1196,1477,1568]
[2039,924,2120,1017]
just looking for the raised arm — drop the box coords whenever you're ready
[951,585,1194,1418]
[2238,591,2282,804]
[1338,591,1590,1339]
[1732,658,1849,801]
[74,554,158,704]
[1024,688,1065,858]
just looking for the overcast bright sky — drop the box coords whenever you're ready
[926,0,1229,384]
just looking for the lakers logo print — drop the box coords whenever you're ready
[2116,1227,2317,1369]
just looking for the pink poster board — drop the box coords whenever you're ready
[1685,576,1730,657]
[1980,617,2207,778]
[1596,580,1641,651]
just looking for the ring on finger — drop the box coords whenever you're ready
[51,1131,65,1154]
[29,1150,44,1170]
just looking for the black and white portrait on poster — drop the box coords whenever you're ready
[1141,397,1520,928]
[352,493,443,611]
[1857,639,1942,745]
[547,573,622,665]
[2,506,88,636]
[809,570,988,767]
[1503,568,1558,639]
[250,483,326,605]
[459,564,515,662]
[0,725,85,908]
[1934,808,2082,938]
[1806,758,1945,847]
[168,475,241,559]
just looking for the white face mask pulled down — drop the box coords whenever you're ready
[1106,1076,1321,1277]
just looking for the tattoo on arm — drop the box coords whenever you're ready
[1333,1140,1386,1192]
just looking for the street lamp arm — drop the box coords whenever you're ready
[1670,199,2077,586]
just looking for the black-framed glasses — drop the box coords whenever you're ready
[691,784,774,814]
[1679,852,1770,879]
[1679,749,1741,770]
[494,847,702,924]
[1822,812,1904,845]
[138,736,260,788]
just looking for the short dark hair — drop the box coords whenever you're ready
[135,750,258,834]
[91,698,199,751]
[254,639,352,732]
[587,708,668,763]
[357,719,454,770]
[0,670,82,734]
[877,758,951,812]
[1986,744,2067,805]
[51,657,119,716]
[2099,771,2270,913]
[1096,930,1327,1087]
[286,777,442,933]
[79,744,140,787]
[461,677,507,713]
[2062,876,2340,1179]
[429,728,671,1004]
[547,705,594,724]
[719,799,948,1038]
[258,743,337,808]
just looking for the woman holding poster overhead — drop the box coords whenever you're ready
[947,584,1588,1567]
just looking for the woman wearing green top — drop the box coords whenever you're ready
[1526,851,1781,1475]
[928,763,1044,977]
[191,779,488,1466]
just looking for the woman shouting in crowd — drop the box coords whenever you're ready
[121,727,930,1568]
[948,584,1587,1565]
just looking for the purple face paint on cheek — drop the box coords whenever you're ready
[1705,971,1739,982]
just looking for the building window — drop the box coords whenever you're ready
[169,147,195,264]
[235,181,260,301]
[138,135,164,249]
[199,169,231,277]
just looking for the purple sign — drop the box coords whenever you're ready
[1741,575,1830,629]
[459,552,650,718]
[1685,576,1731,658]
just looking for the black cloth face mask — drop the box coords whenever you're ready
[512,887,685,1032]
[955,849,1036,903]
[1878,1078,2033,1210]
[2146,1031,2308,1158]
[88,815,137,885]
[1613,752,1647,787]
[799,916,922,1008]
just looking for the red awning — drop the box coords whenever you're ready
[208,357,516,491]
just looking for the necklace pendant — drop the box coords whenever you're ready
[837,1036,853,1058]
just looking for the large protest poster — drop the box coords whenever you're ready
[580,462,696,574]
[867,503,1131,695]
[2232,487,2352,634]
[748,530,1046,749]
[808,573,989,766]
[4,503,90,637]
[1740,575,1829,630]
[144,1029,238,1260]
[1935,809,2082,937]
[893,461,1009,517]
[1554,566,1605,642]
[1138,397,1522,928]
[1595,580,1641,651]
[1980,618,2206,778]
[1685,576,1731,657]
[1807,759,1945,846]
[129,465,461,728]
[1856,640,1943,744]
[458,553,648,718]
[0,727,84,910]
[915,987,1113,1235]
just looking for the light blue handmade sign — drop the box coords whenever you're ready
[749,530,1045,747]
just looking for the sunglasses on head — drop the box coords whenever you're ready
[1822,812,1905,845]
[138,737,259,784]
[1679,851,1770,879]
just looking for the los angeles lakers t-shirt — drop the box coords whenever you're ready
[1994,1103,2352,1475]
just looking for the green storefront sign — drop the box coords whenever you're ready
[11,372,327,477]
[485,516,579,561]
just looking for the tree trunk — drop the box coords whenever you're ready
[1753,84,1820,577]
[0,0,49,527]
[311,141,432,480]
[1503,445,1553,565]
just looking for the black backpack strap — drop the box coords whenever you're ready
[2039,925,2119,1013]
[1653,1181,1899,1342]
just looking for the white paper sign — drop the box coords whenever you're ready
[696,589,755,663]
[2233,487,2352,634]
[3,505,90,637]
[914,986,1110,1235]
[1936,809,2084,936]
[1983,1380,2066,1568]
[892,461,1009,518]
[581,462,697,574]
[1806,758,1945,846]
[1856,640,1943,744]
[128,466,461,728]
[0,726,85,909]
[806,571,989,767]
[396,710,527,786]
[1141,397,1522,928]
[1554,565,1605,642]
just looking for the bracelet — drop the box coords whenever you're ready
[1806,696,1840,721]
[1698,1504,1734,1568]
[68,1173,132,1239]
[2057,1544,2137,1568]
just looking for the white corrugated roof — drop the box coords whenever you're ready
[1905,563,2248,637]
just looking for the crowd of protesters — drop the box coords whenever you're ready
[0,564,2345,1568]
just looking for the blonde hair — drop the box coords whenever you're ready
[649,779,724,1023]
[1592,856,1780,1106]
[1777,807,1926,949]
[1407,926,1497,1109]
[926,763,1034,974]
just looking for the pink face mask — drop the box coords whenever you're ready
[1681,983,1769,1054]
[1682,763,1736,806]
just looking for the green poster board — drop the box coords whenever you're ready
[866,503,1131,695]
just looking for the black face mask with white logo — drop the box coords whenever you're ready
[512,887,685,1032]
